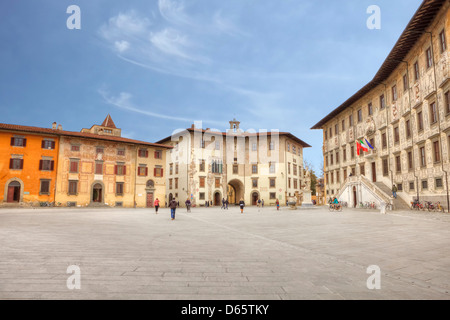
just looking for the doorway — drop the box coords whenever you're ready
[7,181,21,203]
[146,192,154,208]
[353,186,357,208]
[372,162,377,182]
[92,183,103,203]
[214,192,221,206]
[252,192,259,205]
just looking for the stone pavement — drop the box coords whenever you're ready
[0,205,449,300]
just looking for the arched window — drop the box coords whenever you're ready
[146,180,155,188]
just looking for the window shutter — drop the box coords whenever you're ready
[154,168,157,176]
[160,168,163,177]
[145,150,149,158]
[51,160,54,171]
[9,159,13,169]
[41,140,45,148]
[154,151,157,159]
[10,137,14,146]
[52,141,56,149]
[39,160,43,170]
[114,165,118,175]
[23,138,27,147]
[145,167,148,176]
[20,159,24,169]
[123,166,126,175]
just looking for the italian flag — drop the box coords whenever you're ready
[357,139,368,155]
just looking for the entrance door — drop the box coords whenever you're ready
[353,186,357,208]
[372,162,377,182]
[7,181,20,203]
[93,184,102,203]
[252,192,258,205]
[146,192,154,208]
[214,192,221,206]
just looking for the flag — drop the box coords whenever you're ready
[357,140,368,155]
[365,138,374,150]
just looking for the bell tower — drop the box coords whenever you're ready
[229,118,240,132]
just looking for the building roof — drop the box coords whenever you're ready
[0,123,172,149]
[156,127,312,148]
[311,0,447,130]
[101,114,117,129]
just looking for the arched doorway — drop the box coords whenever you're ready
[146,180,155,208]
[227,179,244,204]
[214,191,221,206]
[251,192,259,206]
[353,186,357,208]
[7,181,21,203]
[92,183,103,203]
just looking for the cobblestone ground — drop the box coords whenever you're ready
[0,205,449,300]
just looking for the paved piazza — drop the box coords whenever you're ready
[0,205,449,300]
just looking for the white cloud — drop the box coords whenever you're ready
[114,40,130,53]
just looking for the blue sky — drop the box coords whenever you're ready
[0,0,422,173]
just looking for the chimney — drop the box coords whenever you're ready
[52,122,57,130]
[57,124,62,130]
[191,124,195,129]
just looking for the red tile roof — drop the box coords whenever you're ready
[0,123,172,149]
[101,114,117,129]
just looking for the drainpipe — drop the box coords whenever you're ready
[133,145,137,208]
[426,31,450,213]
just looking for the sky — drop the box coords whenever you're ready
[0,0,423,174]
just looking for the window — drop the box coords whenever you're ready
[95,162,103,175]
[117,149,125,156]
[252,164,258,174]
[325,131,328,140]
[293,145,296,154]
[233,164,238,174]
[71,145,80,152]
[342,119,345,131]
[433,140,441,163]
[288,178,291,188]
[436,178,443,188]
[154,150,163,159]
[351,146,355,159]
[146,180,154,188]
[343,169,347,179]
[211,160,223,173]
[417,111,424,131]
[252,179,258,188]
[330,154,333,165]
[392,85,397,102]
[11,137,26,147]
[382,133,387,149]
[287,143,290,152]
[325,156,329,167]
[445,91,450,114]
[269,178,276,188]
[199,177,205,188]
[426,47,433,69]
[169,179,172,189]
[269,162,275,174]
[343,149,347,162]
[394,127,400,144]
[335,124,338,135]
[293,164,297,176]
[414,61,420,81]
[198,192,205,200]
[42,140,55,149]
[175,178,178,189]
[403,74,408,92]
[288,162,291,174]
[69,159,79,173]
[370,138,375,150]
[422,180,428,190]
[96,147,104,154]
[325,173,329,184]
[175,164,179,174]
[430,102,437,124]
[406,119,411,138]
[115,163,126,175]
[349,114,353,127]
[269,141,275,150]
[270,192,276,200]
[330,173,334,184]
[169,164,173,175]
[199,160,205,172]
[154,167,163,177]
[250,142,258,152]
[357,109,362,123]
[294,179,298,189]
[360,164,365,176]
[39,159,54,171]
[116,182,124,196]
[396,155,401,173]
[380,94,385,109]
[215,178,220,188]
[439,29,447,53]
[420,146,426,167]
[40,180,50,195]
[351,167,356,176]
[408,151,413,170]
[368,103,373,116]
[68,180,78,195]
[139,149,149,158]
[382,159,389,176]
[138,165,148,176]
[409,181,415,191]
[336,172,340,183]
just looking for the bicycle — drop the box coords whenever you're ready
[329,203,343,212]
[435,201,445,213]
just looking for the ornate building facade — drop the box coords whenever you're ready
[312,0,450,209]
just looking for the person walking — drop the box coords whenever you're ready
[185,198,191,213]
[221,198,225,210]
[276,199,280,211]
[225,198,229,210]
[392,184,398,199]
[154,198,160,214]
[261,199,264,208]
[239,198,245,214]
[169,198,177,220]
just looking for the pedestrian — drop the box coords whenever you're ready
[169,198,177,220]
[225,198,229,210]
[185,198,191,212]
[154,198,160,214]
[392,184,398,199]
[257,198,261,208]
[221,198,225,209]
[261,199,264,208]
[239,198,245,213]
[276,199,280,211]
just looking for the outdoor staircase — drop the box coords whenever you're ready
[374,182,410,210]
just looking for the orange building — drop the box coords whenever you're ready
[0,123,60,205]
